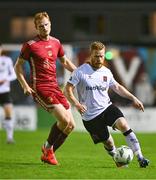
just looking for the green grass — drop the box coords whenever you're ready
[0,130,156,179]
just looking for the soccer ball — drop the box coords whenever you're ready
[113,145,134,164]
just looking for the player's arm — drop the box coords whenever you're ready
[14,57,35,96]
[59,55,77,72]
[111,82,144,112]
[0,80,7,85]
[64,82,87,114]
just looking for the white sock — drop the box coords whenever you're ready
[104,145,116,157]
[45,141,52,149]
[3,118,14,141]
[125,131,143,160]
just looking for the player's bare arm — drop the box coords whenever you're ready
[65,82,87,114]
[111,82,144,112]
[14,57,35,96]
[0,79,7,85]
[59,55,77,72]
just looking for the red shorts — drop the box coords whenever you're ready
[33,86,70,112]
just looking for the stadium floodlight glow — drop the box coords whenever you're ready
[105,51,113,60]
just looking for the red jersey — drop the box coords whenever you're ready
[20,35,70,111]
[20,35,64,89]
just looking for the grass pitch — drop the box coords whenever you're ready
[0,129,155,179]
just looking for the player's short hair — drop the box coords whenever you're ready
[90,41,105,52]
[34,12,50,27]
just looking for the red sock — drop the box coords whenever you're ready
[47,122,68,152]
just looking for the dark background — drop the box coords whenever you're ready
[1,0,156,45]
[1,0,156,106]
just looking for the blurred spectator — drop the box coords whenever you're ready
[0,43,16,143]
[152,80,156,106]
[134,73,154,107]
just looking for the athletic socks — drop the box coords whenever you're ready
[44,141,51,149]
[123,129,143,160]
[45,122,68,152]
[104,145,116,157]
[3,117,14,142]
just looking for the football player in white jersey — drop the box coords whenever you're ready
[0,44,16,143]
[65,41,149,168]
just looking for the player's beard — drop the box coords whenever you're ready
[40,31,50,40]
[91,61,103,69]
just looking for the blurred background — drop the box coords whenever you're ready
[0,0,156,132]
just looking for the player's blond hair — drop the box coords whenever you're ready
[34,12,50,27]
[86,41,106,65]
[90,41,105,52]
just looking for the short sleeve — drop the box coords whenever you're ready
[57,42,65,57]
[109,71,118,87]
[68,69,80,86]
[19,43,31,61]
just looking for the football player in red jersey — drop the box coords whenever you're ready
[14,12,77,165]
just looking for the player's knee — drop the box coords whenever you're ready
[62,120,69,129]
[64,121,75,134]
[57,117,69,130]
[71,122,75,131]
[119,123,129,132]
[65,113,75,130]
[68,121,75,132]
[115,118,129,132]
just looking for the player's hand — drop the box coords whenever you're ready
[132,98,144,112]
[75,103,87,115]
[23,86,35,96]
[0,80,7,85]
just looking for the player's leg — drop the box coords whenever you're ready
[61,108,75,134]
[41,104,75,165]
[101,129,128,168]
[103,134,116,157]
[82,109,117,155]
[47,105,75,151]
[3,103,15,143]
[83,115,126,168]
[82,113,116,157]
[114,117,149,167]
[36,89,75,165]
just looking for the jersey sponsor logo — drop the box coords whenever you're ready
[45,45,52,48]
[86,85,106,91]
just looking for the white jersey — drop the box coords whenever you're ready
[68,63,117,121]
[0,55,16,93]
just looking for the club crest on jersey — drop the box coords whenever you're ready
[48,50,52,57]
[103,76,107,82]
